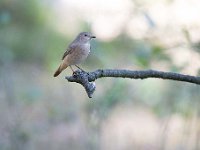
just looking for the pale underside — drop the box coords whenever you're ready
[60,43,90,71]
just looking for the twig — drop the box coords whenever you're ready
[65,69,200,98]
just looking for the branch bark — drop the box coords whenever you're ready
[65,69,200,98]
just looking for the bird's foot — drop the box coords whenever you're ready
[72,69,81,77]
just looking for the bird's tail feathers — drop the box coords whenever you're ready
[54,65,62,77]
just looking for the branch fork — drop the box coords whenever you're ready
[66,70,96,98]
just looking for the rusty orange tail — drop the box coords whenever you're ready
[54,66,61,77]
[54,61,69,77]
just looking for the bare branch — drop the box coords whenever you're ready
[65,69,200,98]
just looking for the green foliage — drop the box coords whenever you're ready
[0,0,66,65]
[0,0,46,27]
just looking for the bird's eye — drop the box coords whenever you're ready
[84,34,87,36]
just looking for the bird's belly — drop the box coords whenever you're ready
[68,45,90,65]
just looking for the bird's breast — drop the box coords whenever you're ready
[67,43,90,65]
[79,43,90,60]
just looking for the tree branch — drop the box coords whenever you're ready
[65,69,200,98]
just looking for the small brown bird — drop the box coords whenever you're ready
[54,32,96,77]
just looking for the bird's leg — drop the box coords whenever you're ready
[75,65,85,72]
[70,65,78,76]
[69,66,75,73]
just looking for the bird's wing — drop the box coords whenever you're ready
[62,44,76,60]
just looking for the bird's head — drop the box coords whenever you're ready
[77,32,96,43]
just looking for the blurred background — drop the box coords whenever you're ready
[0,0,200,149]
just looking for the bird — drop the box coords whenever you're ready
[54,32,96,77]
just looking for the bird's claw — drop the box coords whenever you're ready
[72,70,82,77]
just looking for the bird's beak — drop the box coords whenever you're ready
[91,36,96,39]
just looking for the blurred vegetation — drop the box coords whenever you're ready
[0,0,67,68]
[0,0,200,150]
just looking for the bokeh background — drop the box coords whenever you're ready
[1,0,200,150]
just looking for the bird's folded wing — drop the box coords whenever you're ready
[62,44,76,60]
